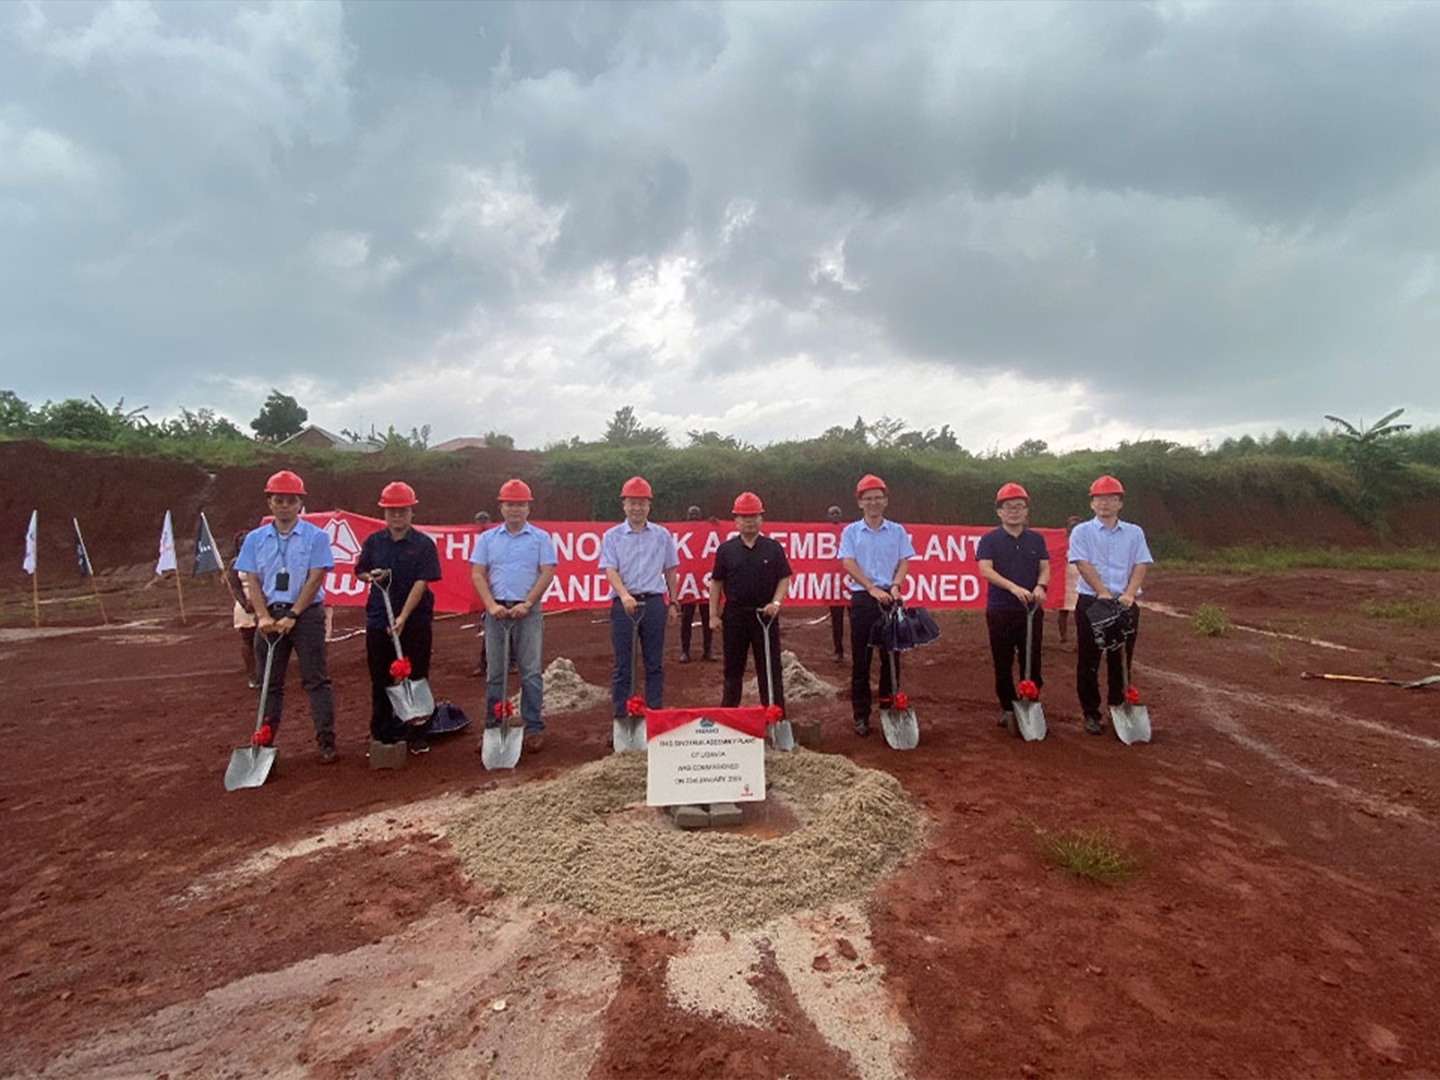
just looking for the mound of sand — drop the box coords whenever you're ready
[743,649,838,703]
[515,657,609,714]
[448,751,923,931]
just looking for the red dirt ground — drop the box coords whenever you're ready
[2,569,1439,1078]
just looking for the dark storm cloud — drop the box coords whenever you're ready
[1,0,1436,444]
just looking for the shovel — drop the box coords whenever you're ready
[1012,603,1047,741]
[758,611,794,751]
[224,635,279,791]
[612,607,649,753]
[1301,671,1440,689]
[376,579,435,724]
[479,618,524,770]
[1109,646,1151,746]
[879,619,919,750]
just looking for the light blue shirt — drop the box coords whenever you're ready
[598,520,679,594]
[235,519,334,605]
[469,521,558,601]
[1068,517,1153,597]
[838,518,916,591]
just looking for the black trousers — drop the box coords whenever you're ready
[1074,595,1140,716]
[365,619,433,742]
[255,606,335,746]
[985,609,1044,713]
[849,592,898,721]
[720,611,784,709]
[679,602,713,655]
[829,605,846,655]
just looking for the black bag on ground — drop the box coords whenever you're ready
[424,700,471,736]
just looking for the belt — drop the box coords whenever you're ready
[628,592,661,599]
[267,602,295,617]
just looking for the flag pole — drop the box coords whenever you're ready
[73,518,109,626]
[174,568,188,625]
[31,565,40,628]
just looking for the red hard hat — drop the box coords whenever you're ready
[995,482,1030,505]
[855,474,887,498]
[378,481,418,508]
[731,491,764,515]
[621,476,653,499]
[264,470,306,496]
[1089,475,1125,496]
[498,478,533,502]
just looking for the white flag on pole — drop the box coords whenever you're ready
[156,510,177,573]
[23,510,37,575]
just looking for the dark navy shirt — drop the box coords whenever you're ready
[712,535,793,611]
[976,526,1050,612]
[354,527,442,631]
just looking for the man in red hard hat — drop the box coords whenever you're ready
[470,478,557,753]
[709,492,793,709]
[1068,475,1153,735]
[599,476,680,722]
[977,482,1051,733]
[235,470,340,763]
[677,504,715,663]
[838,474,917,737]
[355,481,442,753]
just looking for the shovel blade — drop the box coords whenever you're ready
[766,720,796,752]
[480,724,523,770]
[387,678,435,724]
[1110,703,1151,745]
[612,717,647,753]
[1013,701,1047,741]
[224,745,277,791]
[880,707,919,750]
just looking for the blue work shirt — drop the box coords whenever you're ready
[235,519,334,606]
[1068,517,1153,597]
[976,526,1050,612]
[598,520,678,595]
[355,527,442,631]
[470,521,558,602]
[838,518,916,592]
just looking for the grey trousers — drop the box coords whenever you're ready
[256,606,336,747]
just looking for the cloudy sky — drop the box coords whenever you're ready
[2,0,1436,452]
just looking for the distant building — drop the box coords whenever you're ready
[277,425,382,454]
[430,437,492,455]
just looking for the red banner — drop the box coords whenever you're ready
[302,512,1068,614]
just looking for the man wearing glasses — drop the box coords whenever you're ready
[838,474,916,737]
[977,483,1051,734]
[1068,475,1153,735]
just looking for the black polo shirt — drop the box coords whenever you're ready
[711,534,793,612]
[976,526,1049,612]
[355,527,443,631]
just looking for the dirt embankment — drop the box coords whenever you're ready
[2,441,1429,585]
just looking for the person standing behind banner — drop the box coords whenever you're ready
[600,476,680,722]
[678,504,715,663]
[826,504,847,663]
[977,483,1051,732]
[1069,475,1153,736]
[228,529,259,688]
[839,474,916,738]
[354,481,442,754]
[1058,515,1083,645]
[470,479,557,753]
[709,492,792,709]
[235,470,339,763]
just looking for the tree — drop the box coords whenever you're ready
[817,416,869,445]
[154,408,247,440]
[603,405,669,447]
[0,390,33,434]
[895,424,962,453]
[686,429,747,450]
[1007,437,1049,458]
[1324,408,1411,478]
[867,415,908,448]
[33,396,146,441]
[250,390,308,442]
[483,430,516,450]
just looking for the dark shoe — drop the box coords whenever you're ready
[318,743,339,764]
[997,710,1013,728]
[523,733,545,753]
[408,739,430,755]
[833,651,844,663]
[248,678,261,690]
[678,651,691,663]
[702,650,715,662]
[853,716,871,737]
[1084,714,1103,735]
